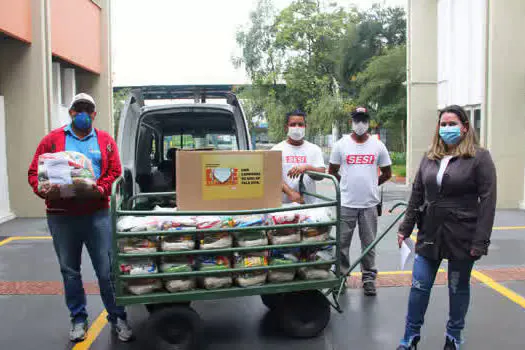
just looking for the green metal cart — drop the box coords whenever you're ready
[111,171,407,349]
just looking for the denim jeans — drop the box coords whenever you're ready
[47,210,126,324]
[400,254,474,347]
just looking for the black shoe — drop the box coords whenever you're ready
[363,281,377,296]
[397,336,420,350]
[444,336,458,350]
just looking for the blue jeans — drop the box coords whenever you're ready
[47,210,126,324]
[401,254,474,347]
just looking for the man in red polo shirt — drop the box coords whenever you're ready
[28,93,132,343]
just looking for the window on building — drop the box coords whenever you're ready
[473,108,481,140]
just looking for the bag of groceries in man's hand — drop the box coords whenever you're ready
[37,151,98,198]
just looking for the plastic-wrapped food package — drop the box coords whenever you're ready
[198,256,232,289]
[266,209,301,245]
[234,230,268,247]
[298,247,333,280]
[120,237,158,253]
[229,215,268,247]
[234,253,268,287]
[160,256,196,293]
[120,259,161,295]
[37,152,97,198]
[268,248,300,282]
[161,228,196,251]
[298,207,334,242]
[197,216,233,250]
[117,216,160,232]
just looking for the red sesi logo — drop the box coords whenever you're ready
[346,154,375,165]
[285,156,307,164]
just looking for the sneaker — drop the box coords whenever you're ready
[444,336,459,350]
[69,320,88,342]
[363,281,377,296]
[111,318,133,342]
[397,336,420,349]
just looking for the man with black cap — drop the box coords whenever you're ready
[329,107,392,296]
[28,93,133,342]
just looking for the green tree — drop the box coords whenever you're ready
[112,88,130,138]
[356,45,407,150]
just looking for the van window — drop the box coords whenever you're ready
[162,133,238,159]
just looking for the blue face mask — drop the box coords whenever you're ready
[439,125,462,145]
[73,112,92,130]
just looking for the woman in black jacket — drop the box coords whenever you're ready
[396,105,497,350]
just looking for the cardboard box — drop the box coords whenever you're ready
[176,150,282,211]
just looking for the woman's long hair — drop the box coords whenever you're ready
[427,105,479,160]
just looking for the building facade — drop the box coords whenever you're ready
[407,0,525,208]
[0,0,112,220]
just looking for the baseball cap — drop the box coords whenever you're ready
[69,93,96,111]
[351,106,370,121]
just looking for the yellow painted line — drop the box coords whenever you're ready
[471,270,525,310]
[10,236,52,241]
[72,310,109,350]
[0,237,16,247]
[493,226,525,231]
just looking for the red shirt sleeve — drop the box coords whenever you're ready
[28,137,50,199]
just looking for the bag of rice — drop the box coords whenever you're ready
[198,256,232,289]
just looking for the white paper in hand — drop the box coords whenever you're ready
[400,238,415,270]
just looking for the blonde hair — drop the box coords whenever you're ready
[427,105,479,160]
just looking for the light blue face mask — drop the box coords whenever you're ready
[439,125,462,145]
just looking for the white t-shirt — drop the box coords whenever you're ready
[271,140,326,204]
[329,135,392,208]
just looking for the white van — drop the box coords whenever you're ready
[116,86,251,208]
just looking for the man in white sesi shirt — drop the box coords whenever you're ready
[272,110,326,204]
[329,107,392,296]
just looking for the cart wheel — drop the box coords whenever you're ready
[146,305,200,350]
[277,290,331,338]
[145,302,191,314]
[261,293,283,310]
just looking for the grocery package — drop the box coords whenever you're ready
[230,215,268,247]
[198,256,233,289]
[120,237,158,253]
[268,248,300,282]
[266,207,301,245]
[161,228,196,251]
[37,151,97,198]
[117,216,160,232]
[234,253,268,287]
[298,247,333,280]
[160,256,196,293]
[197,216,232,249]
[299,208,334,242]
[120,258,161,295]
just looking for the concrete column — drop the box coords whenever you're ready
[0,0,53,217]
[76,0,113,135]
[406,0,438,184]
[52,62,62,106]
[485,0,525,208]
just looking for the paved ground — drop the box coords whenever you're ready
[1,181,525,349]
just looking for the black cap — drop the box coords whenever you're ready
[351,106,370,122]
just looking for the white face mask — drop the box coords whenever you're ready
[288,126,305,141]
[352,121,369,136]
